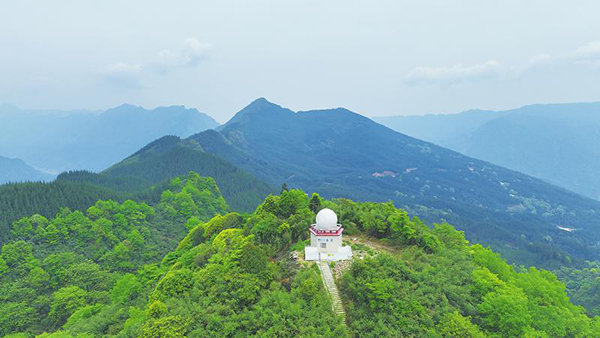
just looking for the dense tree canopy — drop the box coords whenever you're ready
[556,262,600,317]
[1,186,598,337]
[0,172,228,336]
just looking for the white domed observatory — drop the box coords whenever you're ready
[304,208,353,261]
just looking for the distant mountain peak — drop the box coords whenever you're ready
[221,98,294,130]
[297,107,368,120]
[245,97,282,110]
[114,103,140,109]
[104,103,145,115]
[252,97,268,103]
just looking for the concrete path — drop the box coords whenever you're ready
[317,261,346,319]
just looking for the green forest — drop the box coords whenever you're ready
[0,148,275,245]
[1,173,599,337]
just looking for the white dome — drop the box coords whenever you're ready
[316,208,338,230]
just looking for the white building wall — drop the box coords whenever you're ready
[311,233,342,253]
[310,232,318,248]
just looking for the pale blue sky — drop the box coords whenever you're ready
[2,0,600,122]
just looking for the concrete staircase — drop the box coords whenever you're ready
[317,261,346,319]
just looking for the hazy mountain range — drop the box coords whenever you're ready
[97,98,600,267]
[3,98,600,268]
[3,104,598,337]
[0,103,219,175]
[375,102,600,200]
[0,155,54,184]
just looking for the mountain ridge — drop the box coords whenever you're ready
[178,98,600,267]
[102,134,276,212]
[0,155,54,184]
[376,101,600,200]
[0,103,220,173]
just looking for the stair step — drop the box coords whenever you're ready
[317,261,347,320]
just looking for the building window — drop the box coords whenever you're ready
[320,243,326,249]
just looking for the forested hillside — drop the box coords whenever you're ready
[0,148,274,244]
[174,98,600,269]
[0,172,228,336]
[0,174,172,245]
[0,180,129,244]
[102,135,276,211]
[556,262,600,317]
[1,184,598,337]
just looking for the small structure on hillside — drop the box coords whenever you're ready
[304,208,353,261]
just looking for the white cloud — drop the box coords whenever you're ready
[572,41,600,69]
[100,38,211,86]
[406,60,503,86]
[528,53,556,68]
[407,40,600,86]
[573,41,600,60]
[182,37,211,67]
[151,37,211,74]
[523,42,600,71]
[101,62,143,88]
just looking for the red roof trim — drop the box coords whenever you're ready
[309,226,344,236]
